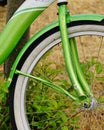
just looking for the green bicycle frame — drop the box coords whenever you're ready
[0,0,104,102]
[58,3,91,98]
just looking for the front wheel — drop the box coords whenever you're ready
[9,21,104,130]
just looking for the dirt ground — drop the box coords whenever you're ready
[0,0,104,32]
[0,0,104,71]
[0,1,104,129]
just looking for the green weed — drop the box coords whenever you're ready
[26,56,104,129]
[0,72,11,130]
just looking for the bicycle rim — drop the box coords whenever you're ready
[10,21,104,130]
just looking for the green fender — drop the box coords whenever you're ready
[7,14,104,87]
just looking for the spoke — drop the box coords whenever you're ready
[56,108,83,130]
[90,36,104,90]
[24,34,104,129]
[79,36,86,63]
[98,102,104,107]
[89,36,94,89]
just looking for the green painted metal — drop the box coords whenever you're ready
[15,69,79,102]
[58,4,86,98]
[0,9,45,64]
[69,14,104,22]
[70,38,93,97]
[0,13,103,65]
[6,13,104,91]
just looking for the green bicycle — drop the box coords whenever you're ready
[0,0,104,129]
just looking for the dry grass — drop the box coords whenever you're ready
[0,0,103,83]
[0,0,104,33]
[0,1,103,77]
[0,1,104,129]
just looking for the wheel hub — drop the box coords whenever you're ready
[83,98,98,110]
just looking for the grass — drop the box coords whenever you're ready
[25,48,104,130]
[0,36,104,129]
[0,71,12,130]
